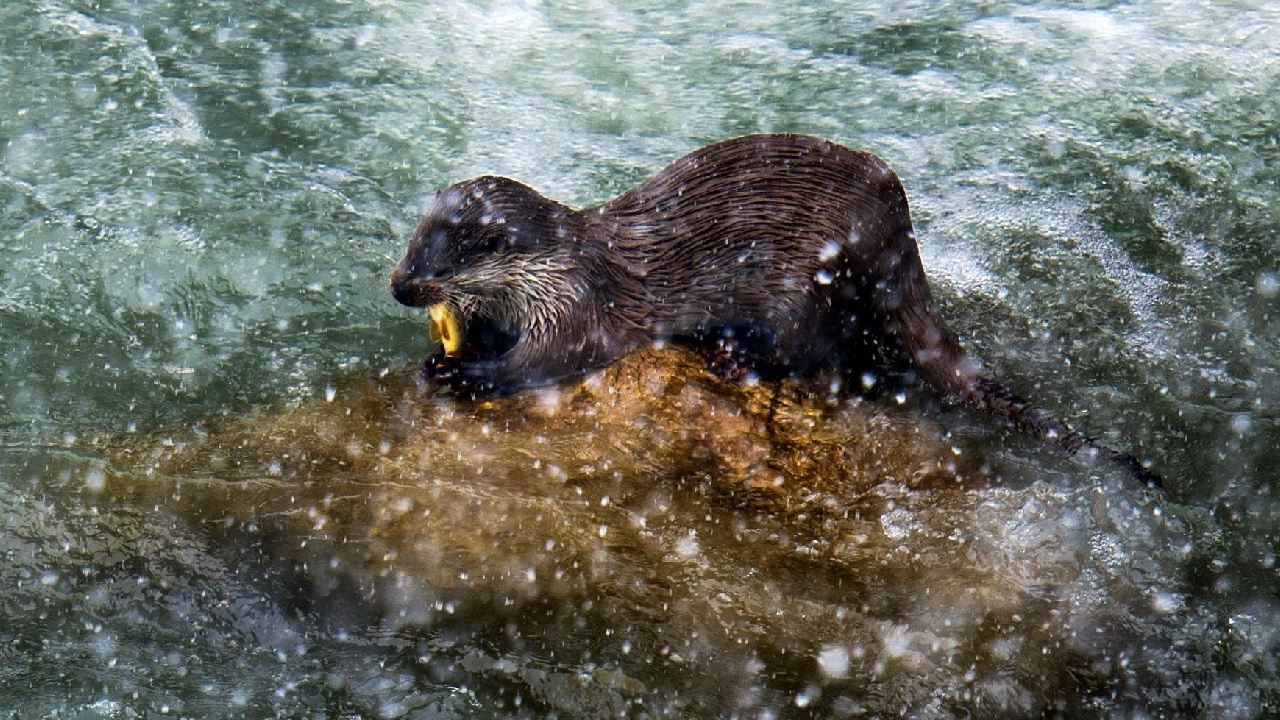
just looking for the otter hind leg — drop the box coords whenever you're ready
[686,317,839,383]
[678,326,785,382]
[703,334,766,382]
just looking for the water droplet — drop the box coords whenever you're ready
[1230,414,1252,435]
[1152,591,1180,614]
[1256,272,1278,297]
[818,645,850,678]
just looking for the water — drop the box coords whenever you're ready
[1,0,1278,717]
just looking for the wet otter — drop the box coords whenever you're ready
[390,134,1160,487]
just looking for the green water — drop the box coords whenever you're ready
[2,0,1278,717]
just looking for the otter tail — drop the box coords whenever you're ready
[970,377,1162,487]
[870,238,1161,487]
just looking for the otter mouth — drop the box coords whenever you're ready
[424,302,520,360]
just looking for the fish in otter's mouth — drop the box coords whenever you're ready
[426,303,464,355]
[418,301,521,361]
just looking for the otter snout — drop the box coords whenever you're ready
[389,268,444,308]
[390,277,419,307]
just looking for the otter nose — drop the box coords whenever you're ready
[389,259,437,307]
[390,278,418,307]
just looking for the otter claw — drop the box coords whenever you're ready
[420,353,493,397]
[419,352,454,379]
[704,338,756,382]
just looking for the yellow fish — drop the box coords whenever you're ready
[427,303,464,355]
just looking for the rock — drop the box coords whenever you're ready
[88,346,1205,718]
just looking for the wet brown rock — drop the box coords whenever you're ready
[91,347,1198,718]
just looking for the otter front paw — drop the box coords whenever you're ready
[703,338,758,383]
[420,353,494,398]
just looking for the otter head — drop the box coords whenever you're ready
[390,176,575,357]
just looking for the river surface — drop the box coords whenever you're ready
[2,0,1278,718]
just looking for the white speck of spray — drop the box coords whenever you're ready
[1257,272,1279,298]
[675,532,700,558]
[536,387,562,414]
[1230,414,1251,435]
[84,468,105,492]
[325,386,336,402]
[817,645,850,678]
[1152,591,1180,614]
[819,239,842,261]
[814,269,835,285]
[794,686,819,707]
[881,624,911,657]
[261,52,285,95]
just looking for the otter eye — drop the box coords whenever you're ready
[476,233,508,255]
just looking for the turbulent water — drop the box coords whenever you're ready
[2,0,1278,717]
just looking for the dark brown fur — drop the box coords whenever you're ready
[391,134,1160,486]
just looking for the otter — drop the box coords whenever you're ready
[390,134,1161,487]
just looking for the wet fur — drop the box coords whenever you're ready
[391,134,1160,486]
